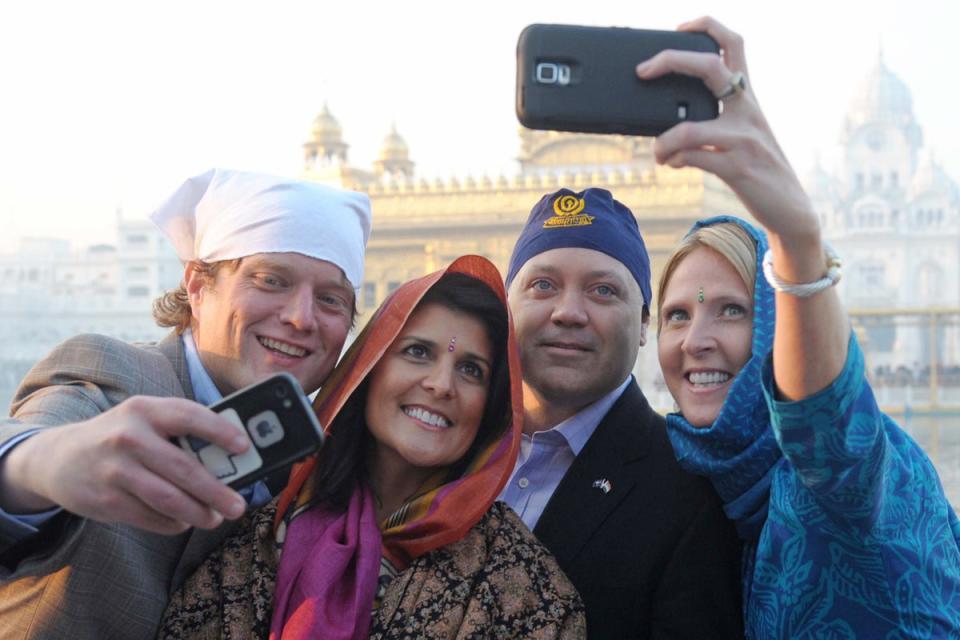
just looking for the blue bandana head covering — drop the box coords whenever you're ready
[505,188,652,310]
[664,215,782,539]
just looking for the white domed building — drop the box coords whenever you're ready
[303,103,349,169]
[811,54,960,371]
[373,125,415,180]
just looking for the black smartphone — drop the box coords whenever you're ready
[178,372,324,490]
[516,24,720,136]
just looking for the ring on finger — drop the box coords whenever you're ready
[715,71,747,101]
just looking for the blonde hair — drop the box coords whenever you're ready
[152,259,241,333]
[656,222,757,332]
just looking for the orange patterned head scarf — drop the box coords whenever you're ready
[275,254,522,567]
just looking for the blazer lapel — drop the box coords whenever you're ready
[157,331,195,401]
[169,518,244,592]
[534,382,655,565]
[162,329,222,589]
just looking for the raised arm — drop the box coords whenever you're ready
[637,16,849,399]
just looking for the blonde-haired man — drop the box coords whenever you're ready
[0,169,371,638]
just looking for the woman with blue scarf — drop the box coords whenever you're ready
[646,17,960,638]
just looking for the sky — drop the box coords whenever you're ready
[0,0,955,253]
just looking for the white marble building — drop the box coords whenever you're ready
[0,218,181,407]
[808,53,960,372]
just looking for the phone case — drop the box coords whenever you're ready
[179,372,324,490]
[516,24,720,136]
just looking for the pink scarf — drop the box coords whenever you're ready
[269,255,522,639]
[269,487,381,640]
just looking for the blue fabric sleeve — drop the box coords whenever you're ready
[721,460,776,540]
[762,333,889,527]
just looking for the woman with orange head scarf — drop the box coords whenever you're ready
[159,255,584,639]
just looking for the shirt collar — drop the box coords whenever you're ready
[181,328,223,406]
[547,376,632,456]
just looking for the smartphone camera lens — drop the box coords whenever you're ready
[536,62,558,84]
[275,385,288,399]
[256,420,273,439]
[535,62,571,86]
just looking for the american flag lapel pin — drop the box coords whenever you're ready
[592,478,612,494]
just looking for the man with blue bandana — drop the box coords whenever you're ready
[501,187,743,638]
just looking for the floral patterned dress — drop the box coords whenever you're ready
[158,500,585,639]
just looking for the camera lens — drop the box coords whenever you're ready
[275,385,289,399]
[536,63,558,83]
[256,421,273,438]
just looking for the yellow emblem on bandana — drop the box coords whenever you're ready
[544,195,595,228]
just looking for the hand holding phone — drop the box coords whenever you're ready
[516,24,720,136]
[179,372,324,490]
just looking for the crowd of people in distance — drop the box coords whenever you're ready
[1,15,959,640]
[872,363,960,388]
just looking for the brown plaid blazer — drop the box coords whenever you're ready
[0,332,240,639]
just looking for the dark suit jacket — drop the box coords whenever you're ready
[534,381,744,639]
[0,333,240,639]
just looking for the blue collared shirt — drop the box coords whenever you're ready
[181,329,273,508]
[0,330,270,540]
[181,328,222,406]
[499,376,631,531]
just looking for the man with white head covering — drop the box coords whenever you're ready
[0,169,372,639]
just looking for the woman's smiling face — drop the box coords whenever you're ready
[657,247,754,427]
[364,302,493,477]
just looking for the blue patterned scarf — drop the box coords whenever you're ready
[664,215,782,540]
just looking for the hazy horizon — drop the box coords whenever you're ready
[1,0,955,253]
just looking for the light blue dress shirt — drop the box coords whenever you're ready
[0,329,270,540]
[499,376,631,531]
[180,329,273,508]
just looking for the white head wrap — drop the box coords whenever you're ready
[150,168,372,289]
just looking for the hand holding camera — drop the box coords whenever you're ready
[634,17,817,244]
[516,17,818,246]
[179,372,325,491]
[1,396,252,535]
